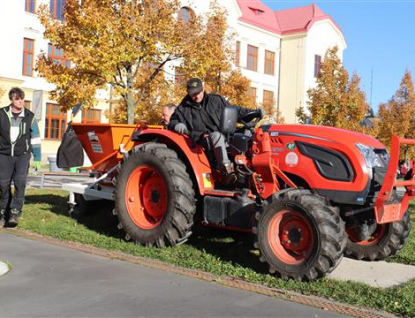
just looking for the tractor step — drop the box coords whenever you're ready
[203,189,242,197]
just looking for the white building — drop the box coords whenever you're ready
[0,0,346,162]
[0,0,110,160]
[275,4,346,123]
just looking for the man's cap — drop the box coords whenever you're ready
[186,78,203,96]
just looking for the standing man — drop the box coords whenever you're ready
[161,104,177,126]
[168,78,263,176]
[0,87,41,227]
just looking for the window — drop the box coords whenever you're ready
[174,68,186,85]
[263,90,274,112]
[179,7,194,23]
[25,0,36,13]
[264,50,275,75]
[109,101,121,119]
[48,44,70,67]
[22,38,35,77]
[50,0,65,20]
[247,45,258,71]
[235,41,240,67]
[314,54,322,77]
[82,109,101,123]
[45,103,66,140]
[248,87,257,100]
[249,7,265,16]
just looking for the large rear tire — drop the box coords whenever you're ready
[114,143,196,247]
[255,189,346,281]
[345,209,411,261]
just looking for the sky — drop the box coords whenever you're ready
[263,0,415,114]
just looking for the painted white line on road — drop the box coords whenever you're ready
[0,261,9,276]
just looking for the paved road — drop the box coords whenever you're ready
[0,232,346,317]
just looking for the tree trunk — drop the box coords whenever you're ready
[126,72,135,124]
[127,92,135,124]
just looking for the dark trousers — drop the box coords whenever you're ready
[209,132,230,170]
[0,153,30,211]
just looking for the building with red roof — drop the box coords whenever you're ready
[232,0,346,123]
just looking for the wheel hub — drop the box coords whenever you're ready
[142,174,165,220]
[288,228,301,243]
[151,189,160,203]
[280,220,310,252]
[125,165,167,229]
[268,210,314,265]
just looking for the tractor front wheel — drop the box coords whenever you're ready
[345,209,411,261]
[255,189,346,281]
[114,143,196,247]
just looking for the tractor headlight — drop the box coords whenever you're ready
[356,143,384,168]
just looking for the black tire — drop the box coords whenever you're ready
[114,143,196,247]
[345,209,411,261]
[254,189,346,281]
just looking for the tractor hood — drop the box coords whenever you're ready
[264,124,385,149]
[261,124,387,205]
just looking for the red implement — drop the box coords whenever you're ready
[375,135,415,223]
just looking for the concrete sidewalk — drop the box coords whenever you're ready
[0,232,349,318]
[329,256,415,288]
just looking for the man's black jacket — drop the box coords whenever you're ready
[168,93,251,134]
[0,106,41,159]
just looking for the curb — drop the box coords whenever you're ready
[0,261,9,277]
[0,228,394,318]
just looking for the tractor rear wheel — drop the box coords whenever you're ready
[345,209,411,261]
[114,143,196,247]
[255,189,346,281]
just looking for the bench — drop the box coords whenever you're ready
[40,172,90,189]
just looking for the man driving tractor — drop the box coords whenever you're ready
[168,78,264,178]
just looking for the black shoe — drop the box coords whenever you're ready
[0,209,5,228]
[8,208,20,227]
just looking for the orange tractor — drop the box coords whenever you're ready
[64,108,414,281]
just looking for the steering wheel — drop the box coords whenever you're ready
[239,109,263,128]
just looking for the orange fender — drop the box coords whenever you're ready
[133,129,215,195]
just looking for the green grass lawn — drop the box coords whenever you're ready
[13,189,415,317]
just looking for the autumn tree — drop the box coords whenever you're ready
[173,3,256,110]
[377,70,415,156]
[295,105,309,124]
[214,69,256,109]
[299,46,370,132]
[106,71,174,124]
[37,0,206,124]
[37,1,257,124]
